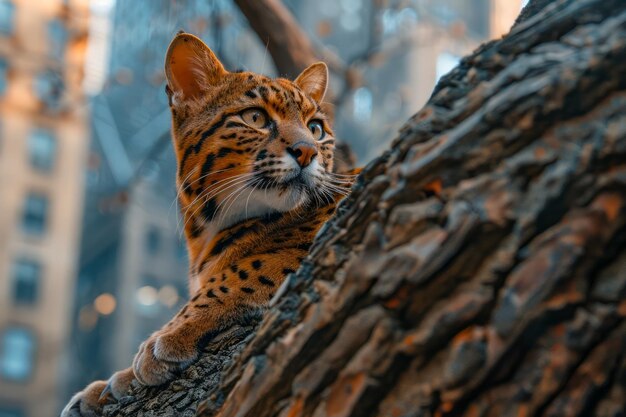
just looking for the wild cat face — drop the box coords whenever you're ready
[164,33,340,238]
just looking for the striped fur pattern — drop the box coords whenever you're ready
[62,32,358,416]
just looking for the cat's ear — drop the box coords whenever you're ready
[294,62,328,103]
[164,32,227,102]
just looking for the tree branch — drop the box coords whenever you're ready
[233,0,319,78]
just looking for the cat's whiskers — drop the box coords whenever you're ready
[214,177,259,222]
[215,180,256,227]
[182,171,256,216]
[308,183,324,210]
[171,163,255,221]
[263,177,275,202]
[178,175,250,235]
[285,183,304,221]
[318,183,349,200]
[324,174,356,186]
[325,180,352,190]
[326,171,357,177]
[323,185,350,196]
[183,163,255,195]
[327,177,356,184]
[196,172,256,205]
[244,179,262,220]
[179,182,243,240]
[179,173,256,238]
[315,186,334,205]
[169,167,199,216]
[324,173,357,181]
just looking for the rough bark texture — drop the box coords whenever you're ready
[103,0,626,416]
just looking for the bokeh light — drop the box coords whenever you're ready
[93,293,117,315]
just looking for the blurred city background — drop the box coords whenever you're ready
[0,0,525,416]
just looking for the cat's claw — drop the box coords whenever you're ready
[61,330,198,416]
[60,380,108,417]
[98,381,113,402]
[60,368,135,417]
[132,330,198,386]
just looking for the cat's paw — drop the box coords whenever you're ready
[60,368,134,417]
[132,329,198,386]
[60,380,107,417]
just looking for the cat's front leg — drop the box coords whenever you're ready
[131,319,202,386]
[132,253,296,386]
[131,300,240,386]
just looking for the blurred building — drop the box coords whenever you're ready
[0,1,89,416]
[294,0,522,159]
[405,0,522,115]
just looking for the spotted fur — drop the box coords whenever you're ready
[62,32,359,416]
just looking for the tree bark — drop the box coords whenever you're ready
[102,0,626,416]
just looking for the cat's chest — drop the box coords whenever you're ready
[189,212,326,292]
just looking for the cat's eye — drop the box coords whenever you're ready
[308,120,325,140]
[241,108,269,128]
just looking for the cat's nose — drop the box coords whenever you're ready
[287,142,317,168]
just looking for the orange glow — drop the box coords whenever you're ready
[94,293,117,315]
[78,306,98,331]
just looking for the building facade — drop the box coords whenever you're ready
[0,1,89,416]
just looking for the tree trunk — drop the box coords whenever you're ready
[102,1,626,416]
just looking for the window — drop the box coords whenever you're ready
[145,226,161,255]
[0,59,7,96]
[28,129,56,171]
[21,193,49,235]
[34,70,64,110]
[48,19,68,58]
[12,259,41,305]
[0,0,14,35]
[0,327,36,382]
